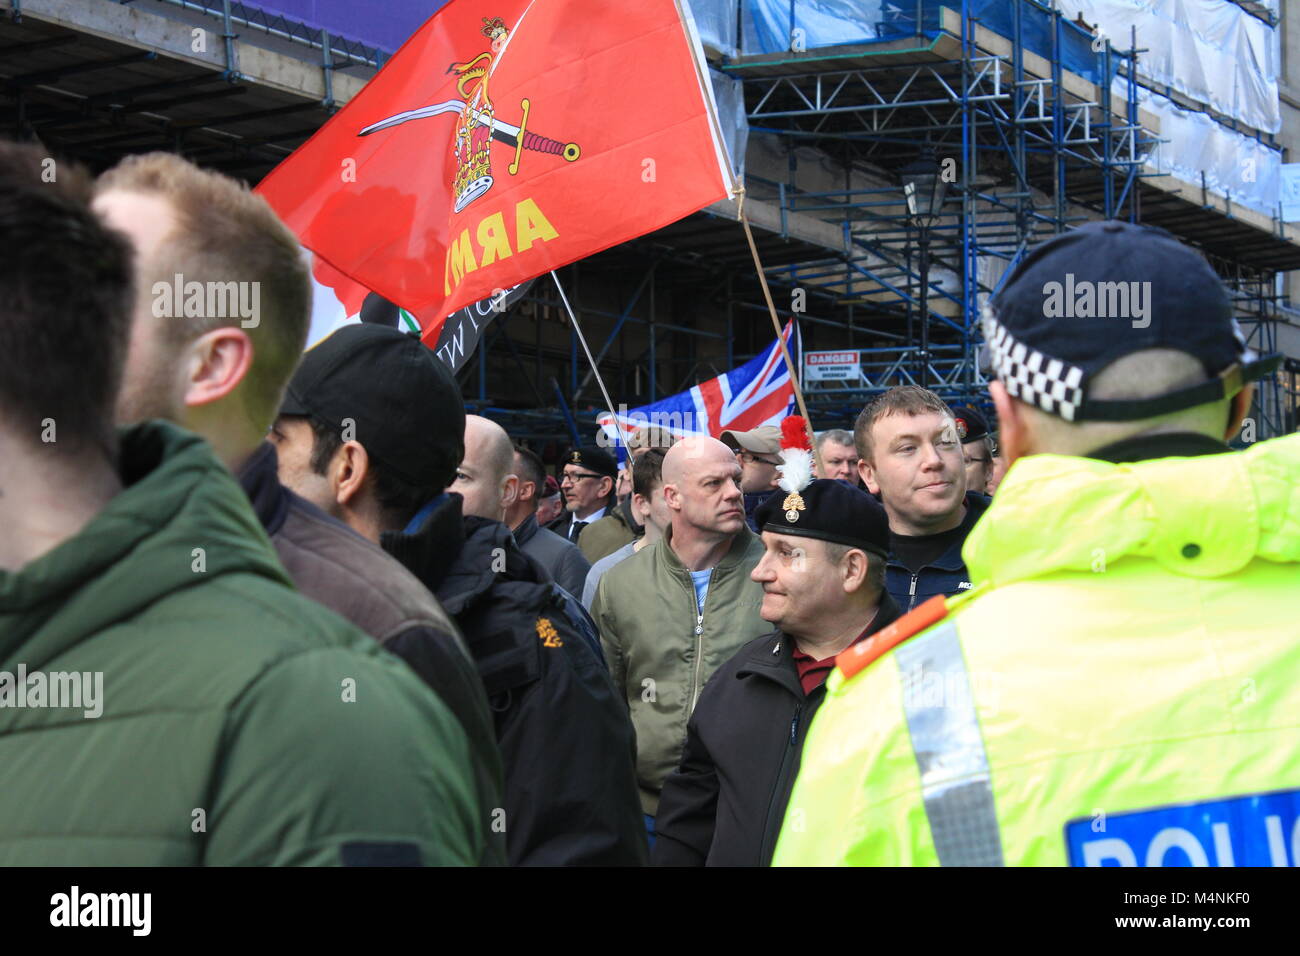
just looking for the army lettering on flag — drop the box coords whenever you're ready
[258,0,734,349]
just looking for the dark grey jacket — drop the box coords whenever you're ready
[512,512,591,598]
[238,441,505,865]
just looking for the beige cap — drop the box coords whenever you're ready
[719,424,781,456]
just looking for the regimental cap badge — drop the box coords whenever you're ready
[570,450,581,463]
[956,418,968,440]
[776,415,814,523]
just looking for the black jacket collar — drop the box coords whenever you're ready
[236,441,290,536]
[887,490,990,574]
[513,512,540,547]
[736,592,902,697]
[1086,431,1232,464]
[381,493,545,616]
[381,492,467,598]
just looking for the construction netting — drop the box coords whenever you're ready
[690,0,1284,218]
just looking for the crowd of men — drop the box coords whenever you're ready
[2,138,1297,867]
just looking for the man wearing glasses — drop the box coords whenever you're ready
[950,404,997,496]
[549,446,618,548]
[720,425,783,533]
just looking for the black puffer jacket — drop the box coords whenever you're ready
[653,594,901,866]
[382,493,647,866]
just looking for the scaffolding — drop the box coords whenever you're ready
[5,0,1297,442]
[446,0,1300,440]
[715,0,1297,437]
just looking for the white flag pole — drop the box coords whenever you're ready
[551,270,621,449]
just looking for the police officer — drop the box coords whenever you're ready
[773,221,1298,867]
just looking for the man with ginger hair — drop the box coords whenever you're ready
[591,435,768,840]
[0,139,482,866]
[97,153,504,862]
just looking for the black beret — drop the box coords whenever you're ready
[754,478,890,559]
[563,445,617,478]
[949,404,990,443]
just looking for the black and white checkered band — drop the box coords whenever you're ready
[981,307,1086,422]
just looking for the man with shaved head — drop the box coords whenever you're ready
[453,415,520,522]
[591,434,768,842]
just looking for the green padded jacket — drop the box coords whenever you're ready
[0,421,484,866]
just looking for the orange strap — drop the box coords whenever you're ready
[836,595,949,681]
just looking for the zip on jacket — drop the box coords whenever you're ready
[688,569,713,715]
[759,696,810,865]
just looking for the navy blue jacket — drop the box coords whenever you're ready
[742,491,771,533]
[885,491,992,614]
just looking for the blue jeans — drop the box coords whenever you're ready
[644,813,656,850]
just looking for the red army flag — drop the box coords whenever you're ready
[257,0,735,344]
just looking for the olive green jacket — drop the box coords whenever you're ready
[578,498,639,564]
[591,525,768,814]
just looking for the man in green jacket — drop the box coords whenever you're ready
[0,140,482,866]
[774,220,1298,867]
[591,436,768,833]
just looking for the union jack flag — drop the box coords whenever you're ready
[598,320,801,449]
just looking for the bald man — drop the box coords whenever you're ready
[590,435,769,839]
[452,415,518,522]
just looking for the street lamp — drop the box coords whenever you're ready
[900,149,950,389]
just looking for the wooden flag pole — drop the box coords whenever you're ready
[551,270,622,450]
[670,1,824,470]
[739,205,824,476]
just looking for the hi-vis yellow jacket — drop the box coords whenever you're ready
[772,434,1300,867]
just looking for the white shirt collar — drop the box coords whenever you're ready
[575,506,606,525]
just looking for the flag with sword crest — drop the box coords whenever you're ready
[257,0,735,348]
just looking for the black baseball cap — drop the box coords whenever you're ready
[280,324,464,489]
[983,220,1280,422]
[755,479,890,559]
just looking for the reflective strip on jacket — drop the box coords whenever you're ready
[773,433,1300,866]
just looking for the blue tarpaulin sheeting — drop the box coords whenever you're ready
[733,0,1107,84]
[239,0,445,55]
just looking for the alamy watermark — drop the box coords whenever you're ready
[152,273,260,328]
[50,886,150,936]
[597,405,696,447]
[1042,273,1150,329]
[900,665,1001,716]
[0,664,103,718]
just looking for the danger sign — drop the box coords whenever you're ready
[805,350,860,382]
